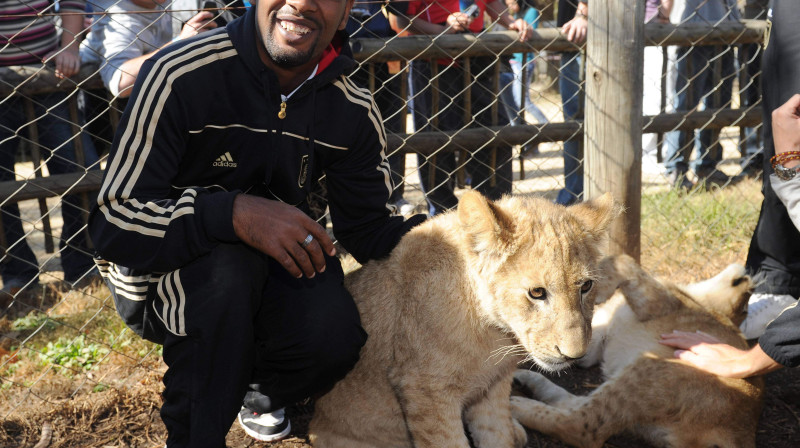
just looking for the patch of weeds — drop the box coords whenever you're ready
[11,312,58,332]
[39,335,110,375]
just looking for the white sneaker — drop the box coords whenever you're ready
[739,293,797,340]
[237,406,291,442]
[393,198,417,216]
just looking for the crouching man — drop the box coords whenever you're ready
[88,0,425,446]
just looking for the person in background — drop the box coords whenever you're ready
[389,0,471,215]
[80,0,219,98]
[87,0,426,445]
[500,0,547,156]
[346,0,413,215]
[736,0,769,180]
[641,0,671,174]
[555,0,586,205]
[663,0,740,190]
[737,0,800,341]
[659,94,800,374]
[389,0,531,215]
[0,0,101,296]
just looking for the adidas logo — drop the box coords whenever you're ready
[213,152,238,168]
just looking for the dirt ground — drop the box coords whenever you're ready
[1,361,797,447]
[243,366,800,448]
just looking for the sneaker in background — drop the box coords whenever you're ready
[667,170,694,191]
[393,198,417,217]
[695,167,738,190]
[739,293,797,340]
[237,406,291,442]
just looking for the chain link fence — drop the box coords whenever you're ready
[0,0,771,443]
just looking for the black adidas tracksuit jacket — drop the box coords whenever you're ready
[88,7,424,298]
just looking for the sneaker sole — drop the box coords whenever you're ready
[237,413,291,442]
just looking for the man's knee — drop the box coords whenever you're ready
[311,311,368,380]
[282,291,367,400]
[167,243,268,336]
[202,244,267,287]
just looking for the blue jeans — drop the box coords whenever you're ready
[557,51,583,205]
[409,59,513,215]
[0,90,100,285]
[664,45,735,174]
[409,61,463,215]
[506,59,548,125]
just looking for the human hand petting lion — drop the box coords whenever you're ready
[511,256,764,448]
[660,330,783,378]
[309,191,621,448]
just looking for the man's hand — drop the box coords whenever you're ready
[561,15,587,44]
[562,1,588,45]
[44,48,81,78]
[659,330,782,378]
[177,11,218,40]
[772,93,800,167]
[507,18,532,42]
[446,12,472,33]
[232,194,336,279]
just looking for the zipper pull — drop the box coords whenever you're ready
[278,101,287,119]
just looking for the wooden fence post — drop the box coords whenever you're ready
[585,0,645,260]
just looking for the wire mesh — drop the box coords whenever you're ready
[0,0,770,443]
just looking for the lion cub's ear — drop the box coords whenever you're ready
[568,193,623,241]
[457,191,515,253]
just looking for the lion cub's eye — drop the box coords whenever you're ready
[527,287,546,300]
[580,280,593,294]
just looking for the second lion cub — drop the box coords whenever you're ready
[511,255,764,448]
[309,191,620,448]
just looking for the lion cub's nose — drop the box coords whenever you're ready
[554,345,585,361]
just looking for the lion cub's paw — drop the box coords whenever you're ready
[512,370,550,399]
[513,370,573,405]
[511,417,528,448]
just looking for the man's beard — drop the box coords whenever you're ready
[263,15,319,67]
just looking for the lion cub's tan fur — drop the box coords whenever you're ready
[512,255,764,448]
[309,191,620,448]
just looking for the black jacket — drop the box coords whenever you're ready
[89,6,424,276]
[747,0,800,368]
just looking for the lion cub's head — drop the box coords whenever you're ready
[456,191,621,372]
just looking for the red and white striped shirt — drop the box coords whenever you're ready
[0,0,86,66]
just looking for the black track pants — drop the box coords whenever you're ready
[149,244,367,448]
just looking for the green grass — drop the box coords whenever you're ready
[1,291,162,384]
[39,334,110,374]
[640,178,762,283]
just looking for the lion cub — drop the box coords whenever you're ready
[309,191,621,448]
[511,255,764,448]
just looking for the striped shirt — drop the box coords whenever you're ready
[0,0,86,67]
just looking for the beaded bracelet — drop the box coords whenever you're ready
[772,154,800,165]
[771,154,800,169]
[770,150,800,168]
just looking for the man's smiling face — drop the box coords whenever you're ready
[256,0,353,69]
